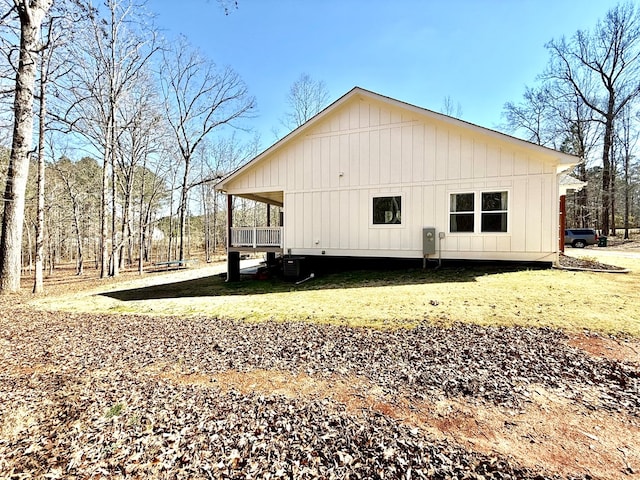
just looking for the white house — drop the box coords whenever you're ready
[215,87,579,279]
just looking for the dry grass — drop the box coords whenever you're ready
[27,249,640,337]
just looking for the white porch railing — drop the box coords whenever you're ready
[230,227,283,248]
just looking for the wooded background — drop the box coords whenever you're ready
[0,0,638,293]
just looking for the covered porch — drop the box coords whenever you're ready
[225,190,284,281]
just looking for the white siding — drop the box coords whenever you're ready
[225,95,564,262]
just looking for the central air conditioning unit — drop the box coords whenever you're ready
[283,256,305,278]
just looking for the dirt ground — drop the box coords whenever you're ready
[152,331,640,480]
[1,253,639,479]
[156,360,640,479]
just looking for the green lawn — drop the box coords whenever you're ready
[30,252,640,336]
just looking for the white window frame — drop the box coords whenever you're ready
[480,191,509,233]
[448,189,510,234]
[370,193,404,228]
[449,192,475,233]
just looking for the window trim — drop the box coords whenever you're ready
[448,189,510,234]
[480,191,509,233]
[370,193,404,228]
[449,192,475,233]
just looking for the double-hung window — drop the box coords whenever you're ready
[481,191,508,232]
[449,191,508,233]
[449,193,474,232]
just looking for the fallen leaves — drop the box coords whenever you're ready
[0,309,638,478]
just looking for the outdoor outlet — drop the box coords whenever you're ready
[439,232,446,239]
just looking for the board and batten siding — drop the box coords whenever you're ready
[225,95,561,262]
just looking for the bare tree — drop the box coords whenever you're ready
[0,0,52,293]
[544,2,640,235]
[197,132,257,261]
[136,147,169,272]
[160,36,255,262]
[113,70,165,271]
[32,4,76,292]
[502,86,556,146]
[51,156,101,275]
[32,30,47,293]
[503,61,603,229]
[554,90,601,228]
[281,73,330,131]
[61,0,158,277]
[441,95,463,119]
[616,103,638,239]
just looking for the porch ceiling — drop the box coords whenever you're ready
[234,191,283,207]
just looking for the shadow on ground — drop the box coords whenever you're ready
[101,259,550,302]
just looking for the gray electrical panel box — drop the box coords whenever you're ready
[423,227,436,255]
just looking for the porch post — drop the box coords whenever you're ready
[559,194,566,253]
[266,203,276,267]
[227,194,240,282]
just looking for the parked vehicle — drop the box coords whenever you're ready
[564,229,598,248]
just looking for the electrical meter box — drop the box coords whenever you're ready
[423,227,436,255]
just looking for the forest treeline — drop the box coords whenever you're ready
[0,0,279,292]
[502,2,640,238]
[0,1,638,293]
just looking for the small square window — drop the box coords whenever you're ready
[373,196,401,224]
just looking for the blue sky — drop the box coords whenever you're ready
[151,0,618,146]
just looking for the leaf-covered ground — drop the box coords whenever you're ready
[1,309,638,479]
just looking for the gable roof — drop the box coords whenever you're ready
[216,87,580,191]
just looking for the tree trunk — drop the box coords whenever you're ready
[576,163,588,227]
[0,2,51,293]
[73,202,84,275]
[624,149,630,240]
[178,156,190,262]
[119,195,129,270]
[107,3,119,277]
[110,133,118,277]
[601,115,614,236]
[167,195,175,262]
[47,220,54,276]
[610,160,616,237]
[138,157,147,274]
[33,53,47,293]
[25,222,32,274]
[100,140,110,278]
[213,191,219,256]
[202,184,210,262]
[144,207,153,262]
